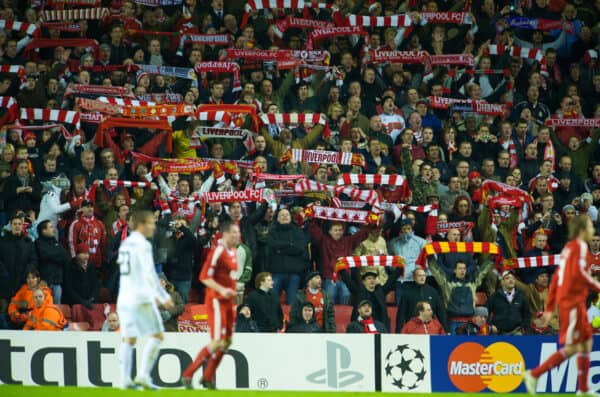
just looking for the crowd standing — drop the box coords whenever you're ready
[1,0,600,335]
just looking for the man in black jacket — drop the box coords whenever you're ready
[165,215,196,304]
[347,300,388,333]
[225,201,268,262]
[487,270,531,335]
[396,266,447,333]
[0,214,38,327]
[245,272,283,332]
[290,272,336,333]
[340,266,400,333]
[63,243,99,308]
[286,302,322,333]
[35,220,70,304]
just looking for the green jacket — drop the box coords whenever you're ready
[477,205,519,259]
[256,69,294,111]
[402,147,439,205]
[550,128,600,180]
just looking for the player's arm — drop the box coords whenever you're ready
[199,245,236,299]
[138,242,173,307]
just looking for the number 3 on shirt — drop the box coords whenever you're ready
[118,251,131,275]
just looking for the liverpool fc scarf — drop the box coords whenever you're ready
[504,254,560,269]
[65,84,133,98]
[0,65,25,77]
[196,104,259,132]
[98,97,155,106]
[307,26,365,50]
[499,138,518,168]
[137,64,197,80]
[195,110,232,125]
[261,112,330,137]
[294,179,380,206]
[481,180,531,205]
[416,242,500,267]
[0,19,38,36]
[95,117,172,151]
[195,62,241,92]
[40,8,109,21]
[304,205,379,225]
[220,49,329,64]
[506,17,574,34]
[429,54,475,67]
[25,39,98,57]
[192,127,249,139]
[346,14,412,27]
[121,104,195,118]
[273,17,334,38]
[545,118,600,128]
[99,180,154,189]
[42,22,83,32]
[20,108,81,129]
[241,0,334,27]
[335,256,405,272]
[202,189,264,203]
[364,50,428,64]
[420,12,473,24]
[137,93,183,104]
[76,98,122,115]
[359,316,379,334]
[337,173,406,187]
[284,149,365,168]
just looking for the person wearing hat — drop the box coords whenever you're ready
[400,300,446,335]
[346,300,387,334]
[289,271,335,333]
[67,198,107,270]
[339,259,401,333]
[579,192,598,222]
[388,218,426,306]
[487,270,531,335]
[455,306,492,336]
[555,170,578,211]
[234,303,259,333]
[286,301,322,333]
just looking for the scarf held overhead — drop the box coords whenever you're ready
[304,205,379,225]
[416,242,500,267]
[335,256,405,272]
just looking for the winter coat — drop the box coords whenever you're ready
[266,222,309,274]
[160,287,184,332]
[62,259,99,305]
[396,282,447,333]
[0,232,38,299]
[224,202,268,259]
[400,317,446,335]
[165,226,196,281]
[290,289,336,333]
[2,174,41,213]
[340,267,400,332]
[235,312,259,333]
[487,288,531,334]
[245,288,283,332]
[286,314,323,333]
[35,235,70,285]
[67,215,107,269]
[346,318,388,333]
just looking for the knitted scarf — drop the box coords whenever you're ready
[25,39,99,58]
[506,17,575,34]
[121,104,195,118]
[481,180,532,207]
[337,173,406,187]
[112,218,128,240]
[0,19,38,36]
[42,22,82,32]
[420,12,473,24]
[359,316,379,334]
[196,60,246,91]
[99,180,154,189]
[191,127,249,139]
[487,44,544,63]
[534,138,555,170]
[202,189,264,203]
[196,104,259,132]
[137,93,183,104]
[364,49,428,64]
[273,17,333,38]
[429,54,475,67]
[416,242,500,267]
[195,110,232,126]
[307,26,365,50]
[504,254,560,270]
[304,205,379,225]
[65,84,132,98]
[137,64,197,81]
[20,108,81,130]
[345,14,412,27]
[98,97,154,106]
[282,149,365,168]
[241,0,333,27]
[499,138,518,168]
[0,65,25,77]
[76,98,122,115]
[544,118,600,128]
[260,112,330,138]
[335,255,405,272]
[378,203,438,236]
[40,8,109,22]
[294,179,380,207]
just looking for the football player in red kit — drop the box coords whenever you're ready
[181,220,240,389]
[524,215,600,395]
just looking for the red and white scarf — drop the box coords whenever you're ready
[534,138,555,170]
[192,127,248,139]
[195,62,241,92]
[545,118,600,128]
[294,179,380,207]
[364,49,428,64]
[195,109,232,125]
[42,22,82,32]
[20,108,81,130]
[0,19,38,36]
[505,255,560,269]
[337,173,406,187]
[112,219,128,240]
[261,112,326,127]
[379,203,438,235]
[420,12,473,24]
[180,33,230,46]
[98,97,155,107]
[273,17,334,38]
[99,180,154,189]
[346,14,412,27]
[499,138,518,168]
[286,149,365,168]
[307,26,365,50]
[202,189,264,203]
[429,54,475,67]
[487,44,544,63]
[65,84,133,98]
[335,256,405,272]
[241,0,333,27]
[137,93,183,104]
[40,8,109,22]
[76,98,122,115]
[0,97,18,120]
[304,205,378,225]
[0,65,25,77]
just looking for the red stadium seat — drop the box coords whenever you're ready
[71,304,105,331]
[57,304,72,320]
[387,307,397,333]
[385,291,395,306]
[68,322,90,331]
[334,305,353,333]
[476,292,488,306]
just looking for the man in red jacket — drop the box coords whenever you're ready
[308,220,370,304]
[400,301,446,335]
[68,200,107,269]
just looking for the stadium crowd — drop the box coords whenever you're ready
[1,0,600,336]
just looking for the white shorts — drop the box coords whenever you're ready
[118,303,164,338]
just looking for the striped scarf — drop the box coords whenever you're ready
[304,205,379,225]
[364,49,428,64]
[534,138,555,170]
[379,202,438,236]
[260,113,327,129]
[416,242,500,267]
[346,14,412,27]
[0,19,38,36]
[241,0,333,27]
[121,104,195,118]
[99,180,154,189]
[487,44,544,63]
[337,173,406,187]
[544,118,600,128]
[98,97,155,107]
[499,138,518,168]
[420,12,473,24]
[195,62,241,92]
[294,179,380,207]
[283,149,365,168]
[195,110,232,126]
[273,17,333,38]
[335,256,405,272]
[137,64,197,81]
[0,65,25,77]
[504,255,560,269]
[307,26,365,50]
[40,8,109,22]
[20,108,81,130]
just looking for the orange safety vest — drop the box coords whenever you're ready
[8,285,53,324]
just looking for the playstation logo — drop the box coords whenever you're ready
[306,341,364,388]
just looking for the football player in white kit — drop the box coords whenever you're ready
[116,210,174,389]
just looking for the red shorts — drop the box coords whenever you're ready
[207,296,234,341]
[558,303,592,345]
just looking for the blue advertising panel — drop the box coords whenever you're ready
[430,335,600,393]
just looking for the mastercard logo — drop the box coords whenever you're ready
[447,342,525,393]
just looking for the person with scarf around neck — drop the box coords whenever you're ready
[346,300,387,334]
[67,200,107,270]
[400,301,446,335]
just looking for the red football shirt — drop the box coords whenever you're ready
[200,240,238,302]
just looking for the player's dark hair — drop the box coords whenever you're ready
[569,214,591,240]
[130,210,154,229]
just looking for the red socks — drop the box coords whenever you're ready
[578,353,590,393]
[203,350,225,383]
[182,345,211,379]
[531,349,568,378]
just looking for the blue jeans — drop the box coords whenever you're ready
[323,279,350,305]
[172,280,191,304]
[272,273,301,305]
[49,284,62,304]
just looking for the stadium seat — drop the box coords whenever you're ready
[385,291,395,306]
[71,304,105,331]
[57,304,72,320]
[334,305,353,333]
[476,292,488,306]
[68,322,90,331]
[387,307,397,333]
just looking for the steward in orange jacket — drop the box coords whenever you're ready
[23,288,66,331]
[8,270,53,326]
